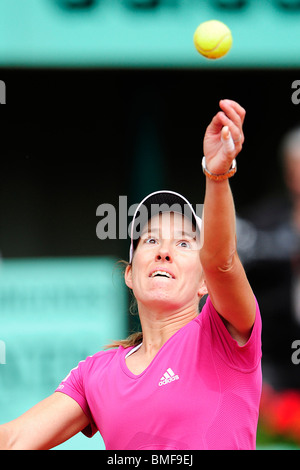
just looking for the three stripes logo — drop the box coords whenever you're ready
[158,367,179,387]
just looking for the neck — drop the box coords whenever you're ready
[137,303,198,358]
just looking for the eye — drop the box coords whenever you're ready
[177,240,191,249]
[145,237,157,244]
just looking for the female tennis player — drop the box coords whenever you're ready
[0,99,262,450]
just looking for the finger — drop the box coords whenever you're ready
[218,107,244,145]
[217,111,244,144]
[220,99,246,120]
[210,111,226,131]
[220,99,246,124]
[206,111,226,139]
[219,100,243,130]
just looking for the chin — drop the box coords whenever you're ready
[142,293,182,312]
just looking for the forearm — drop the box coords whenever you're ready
[199,100,256,337]
[0,424,13,450]
[200,178,237,270]
[0,394,89,450]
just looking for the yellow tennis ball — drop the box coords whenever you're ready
[193,20,232,59]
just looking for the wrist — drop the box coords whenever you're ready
[202,156,237,182]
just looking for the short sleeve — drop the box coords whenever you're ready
[55,358,97,437]
[201,295,262,371]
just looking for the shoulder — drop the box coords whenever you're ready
[197,295,262,371]
[84,347,121,367]
[199,295,261,334]
[72,347,121,378]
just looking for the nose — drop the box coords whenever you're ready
[155,244,172,262]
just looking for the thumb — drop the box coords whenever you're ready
[221,126,235,154]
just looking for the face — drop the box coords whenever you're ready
[125,212,207,314]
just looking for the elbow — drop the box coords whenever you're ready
[200,247,237,274]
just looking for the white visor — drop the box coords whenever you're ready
[129,190,202,263]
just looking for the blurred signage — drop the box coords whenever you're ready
[0,1,300,67]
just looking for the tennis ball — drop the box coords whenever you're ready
[193,20,232,59]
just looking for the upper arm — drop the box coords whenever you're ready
[0,392,90,450]
[202,251,256,345]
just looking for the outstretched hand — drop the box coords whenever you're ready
[203,99,246,176]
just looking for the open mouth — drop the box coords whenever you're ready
[149,270,175,279]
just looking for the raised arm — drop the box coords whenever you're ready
[0,392,89,450]
[200,99,256,345]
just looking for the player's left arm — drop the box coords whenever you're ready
[200,99,256,346]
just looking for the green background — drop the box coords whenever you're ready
[0,257,127,449]
[1,0,300,68]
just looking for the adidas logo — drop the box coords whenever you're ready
[158,368,179,387]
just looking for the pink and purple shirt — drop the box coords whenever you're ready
[56,296,262,450]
